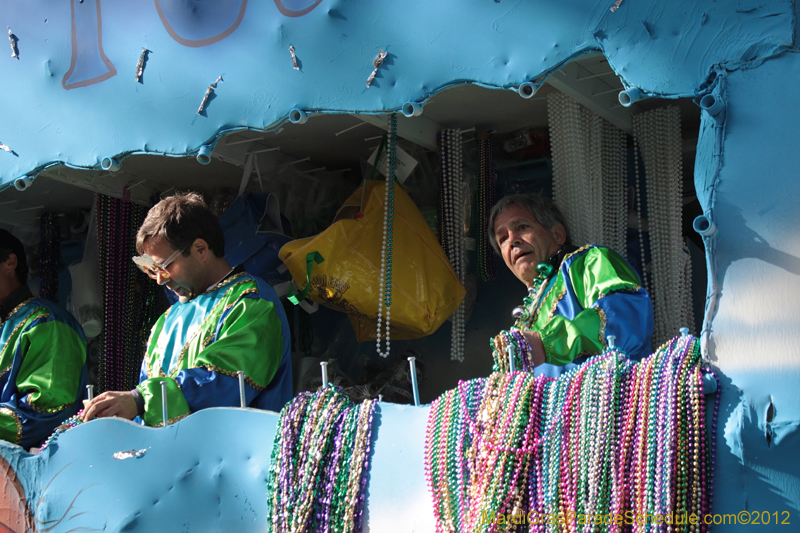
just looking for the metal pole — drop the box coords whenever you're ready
[161,381,169,427]
[407,357,420,407]
[237,371,246,408]
[320,361,329,388]
[506,345,516,373]
[607,335,616,350]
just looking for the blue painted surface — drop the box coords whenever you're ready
[0,0,794,189]
[0,404,433,532]
[0,1,799,530]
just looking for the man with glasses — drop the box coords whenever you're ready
[0,229,88,448]
[82,193,292,426]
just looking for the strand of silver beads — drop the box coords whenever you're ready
[376,114,398,357]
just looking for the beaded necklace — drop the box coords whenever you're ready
[425,334,718,533]
[376,113,397,358]
[476,131,497,282]
[491,259,556,372]
[39,409,85,451]
[267,387,376,533]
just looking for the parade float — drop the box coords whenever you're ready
[1,0,798,531]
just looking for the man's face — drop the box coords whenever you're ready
[493,204,565,287]
[142,239,200,303]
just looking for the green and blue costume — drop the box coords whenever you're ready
[511,244,653,377]
[135,269,292,426]
[0,287,88,448]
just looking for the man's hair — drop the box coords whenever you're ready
[487,193,570,256]
[0,228,29,284]
[136,192,225,257]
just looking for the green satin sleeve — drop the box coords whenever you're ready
[16,319,87,413]
[0,408,22,446]
[536,246,638,366]
[568,247,642,307]
[538,307,606,366]
[137,377,191,427]
[193,297,284,390]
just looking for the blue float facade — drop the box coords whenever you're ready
[1,1,799,530]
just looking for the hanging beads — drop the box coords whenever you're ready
[376,114,398,358]
[438,128,466,362]
[476,131,497,282]
[633,106,691,346]
[97,192,161,393]
[548,92,627,249]
[39,211,61,302]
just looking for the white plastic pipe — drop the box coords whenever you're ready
[518,82,538,99]
[196,144,213,165]
[101,157,120,172]
[693,214,716,238]
[289,108,308,124]
[402,101,423,117]
[699,93,725,118]
[618,87,642,107]
[14,176,34,191]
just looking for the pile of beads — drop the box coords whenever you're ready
[267,387,376,533]
[425,334,719,533]
[39,410,85,451]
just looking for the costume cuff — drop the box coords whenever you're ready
[130,388,145,417]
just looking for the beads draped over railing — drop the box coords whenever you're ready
[425,335,718,533]
[266,387,376,533]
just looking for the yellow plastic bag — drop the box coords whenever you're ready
[279,181,465,342]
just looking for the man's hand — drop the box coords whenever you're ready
[82,391,138,422]
[521,330,547,367]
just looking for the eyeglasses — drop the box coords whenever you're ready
[132,248,184,282]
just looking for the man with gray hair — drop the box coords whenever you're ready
[489,193,653,376]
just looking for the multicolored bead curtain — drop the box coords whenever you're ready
[96,188,162,394]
